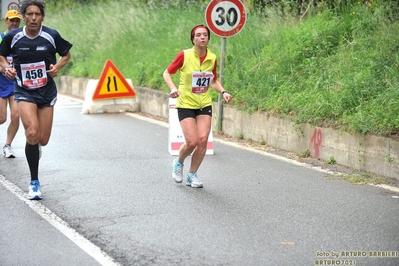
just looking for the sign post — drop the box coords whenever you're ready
[205,0,246,132]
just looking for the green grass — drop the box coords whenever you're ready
[327,173,389,185]
[4,0,398,136]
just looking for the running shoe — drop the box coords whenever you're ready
[28,180,42,200]
[3,144,15,158]
[172,158,183,183]
[186,172,203,188]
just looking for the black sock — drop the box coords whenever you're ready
[25,142,39,181]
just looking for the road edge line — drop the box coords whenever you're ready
[0,174,121,266]
[125,112,399,194]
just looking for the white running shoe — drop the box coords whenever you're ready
[3,144,15,158]
[172,158,183,183]
[186,173,203,188]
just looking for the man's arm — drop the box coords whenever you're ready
[0,55,10,73]
[47,52,71,78]
[0,55,16,79]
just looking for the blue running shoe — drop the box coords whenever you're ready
[28,180,42,200]
[172,158,183,183]
[186,172,203,188]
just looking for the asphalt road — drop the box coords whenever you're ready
[0,95,398,266]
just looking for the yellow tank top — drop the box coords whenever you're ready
[176,47,217,109]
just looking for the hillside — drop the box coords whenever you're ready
[3,1,399,136]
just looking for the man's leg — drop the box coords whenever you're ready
[0,97,6,124]
[3,96,20,158]
[18,101,42,199]
[37,106,54,146]
[0,97,13,157]
[5,95,20,145]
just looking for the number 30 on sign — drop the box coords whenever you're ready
[205,0,247,38]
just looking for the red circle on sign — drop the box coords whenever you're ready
[7,2,19,10]
[205,0,246,38]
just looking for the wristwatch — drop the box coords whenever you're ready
[222,90,229,95]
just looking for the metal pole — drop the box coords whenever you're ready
[217,37,227,132]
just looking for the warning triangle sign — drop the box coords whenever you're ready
[93,59,136,100]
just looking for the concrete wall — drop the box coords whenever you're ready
[57,76,399,179]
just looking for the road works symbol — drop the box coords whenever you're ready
[92,59,136,100]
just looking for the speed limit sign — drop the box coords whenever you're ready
[205,0,247,38]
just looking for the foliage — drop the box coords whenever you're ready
[328,172,389,185]
[26,0,399,136]
[44,0,209,8]
[44,0,113,8]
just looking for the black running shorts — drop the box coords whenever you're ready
[177,105,212,122]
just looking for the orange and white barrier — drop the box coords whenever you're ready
[168,98,214,155]
[82,79,138,114]
[81,60,138,114]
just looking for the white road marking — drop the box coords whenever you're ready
[61,94,399,194]
[0,175,121,266]
[126,112,399,194]
[2,94,396,265]
[371,184,399,193]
